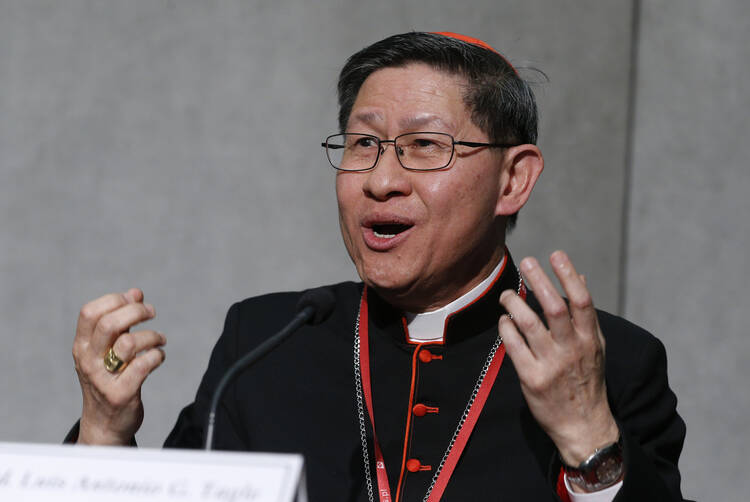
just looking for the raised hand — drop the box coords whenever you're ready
[499,251,619,469]
[72,288,166,445]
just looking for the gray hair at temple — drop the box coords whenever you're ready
[336,31,539,230]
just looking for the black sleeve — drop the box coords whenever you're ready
[608,332,690,501]
[163,301,251,450]
[63,421,80,444]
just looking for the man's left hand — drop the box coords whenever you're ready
[498,250,619,468]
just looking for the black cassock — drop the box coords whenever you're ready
[164,254,688,501]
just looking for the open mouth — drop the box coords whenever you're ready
[372,223,412,239]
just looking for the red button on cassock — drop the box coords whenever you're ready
[419,349,434,363]
[406,459,422,472]
[413,404,427,417]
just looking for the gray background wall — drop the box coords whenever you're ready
[0,1,747,500]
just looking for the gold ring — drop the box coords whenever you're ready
[103,347,126,373]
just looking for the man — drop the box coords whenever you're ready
[71,32,688,501]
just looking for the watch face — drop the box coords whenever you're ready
[595,456,622,485]
[566,441,624,491]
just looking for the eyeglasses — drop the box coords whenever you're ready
[321,132,516,172]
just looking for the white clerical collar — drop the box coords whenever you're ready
[404,255,506,343]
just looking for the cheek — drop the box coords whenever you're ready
[335,177,360,244]
[423,175,498,236]
[422,177,471,223]
[335,176,355,217]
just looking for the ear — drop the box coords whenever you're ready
[494,144,544,217]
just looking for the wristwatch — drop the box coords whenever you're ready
[562,437,624,492]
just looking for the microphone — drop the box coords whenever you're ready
[204,287,336,450]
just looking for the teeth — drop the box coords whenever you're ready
[373,230,396,239]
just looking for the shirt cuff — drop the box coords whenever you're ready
[564,474,622,502]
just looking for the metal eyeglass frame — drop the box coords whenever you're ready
[321,132,517,172]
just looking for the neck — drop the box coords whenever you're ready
[374,245,507,313]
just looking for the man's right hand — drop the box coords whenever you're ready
[72,288,166,445]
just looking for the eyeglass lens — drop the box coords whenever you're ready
[326,133,454,171]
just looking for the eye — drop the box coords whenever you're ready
[400,134,451,152]
[352,136,378,149]
[413,138,437,148]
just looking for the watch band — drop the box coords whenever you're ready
[562,436,624,492]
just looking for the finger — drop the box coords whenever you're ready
[499,289,552,358]
[549,251,598,335]
[519,257,574,341]
[116,347,166,391]
[122,288,144,304]
[90,302,156,354]
[498,314,537,378]
[111,330,166,365]
[77,289,144,341]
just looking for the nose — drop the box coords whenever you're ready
[362,142,412,201]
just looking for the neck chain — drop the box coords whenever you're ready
[354,269,523,502]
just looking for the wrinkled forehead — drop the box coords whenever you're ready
[349,109,458,133]
[348,64,471,131]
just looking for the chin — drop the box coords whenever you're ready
[360,268,430,312]
[359,262,415,295]
[363,272,411,294]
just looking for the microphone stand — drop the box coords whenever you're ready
[204,305,315,450]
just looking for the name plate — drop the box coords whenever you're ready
[0,442,306,502]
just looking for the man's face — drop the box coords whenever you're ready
[336,63,508,312]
